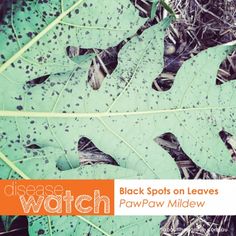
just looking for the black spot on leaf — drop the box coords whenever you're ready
[26,74,50,86]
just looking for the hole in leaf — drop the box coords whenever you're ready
[156,133,212,179]
[66,46,95,65]
[65,6,170,92]
[88,46,120,90]
[26,74,50,87]
[66,10,166,91]
[26,144,41,149]
[78,136,95,151]
[219,130,236,161]
[0,218,4,233]
[152,41,186,91]
[0,216,28,236]
[0,0,12,24]
[230,216,236,234]
[78,137,119,166]
[66,45,121,90]
[56,137,118,171]
[66,46,94,59]
[131,0,151,18]
[152,73,174,91]
[216,50,236,85]
[9,216,28,236]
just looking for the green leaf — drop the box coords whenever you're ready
[28,215,164,236]
[0,18,180,180]
[1,16,236,178]
[1,17,236,177]
[150,0,158,18]
[150,0,175,19]
[0,0,145,78]
[0,17,171,235]
[1,1,236,235]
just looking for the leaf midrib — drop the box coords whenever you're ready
[0,106,234,118]
[0,0,86,74]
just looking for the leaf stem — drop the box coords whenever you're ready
[0,151,30,179]
[59,21,129,31]
[77,216,111,236]
[0,106,234,118]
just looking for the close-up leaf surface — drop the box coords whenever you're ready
[1,0,236,236]
[0,0,145,81]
